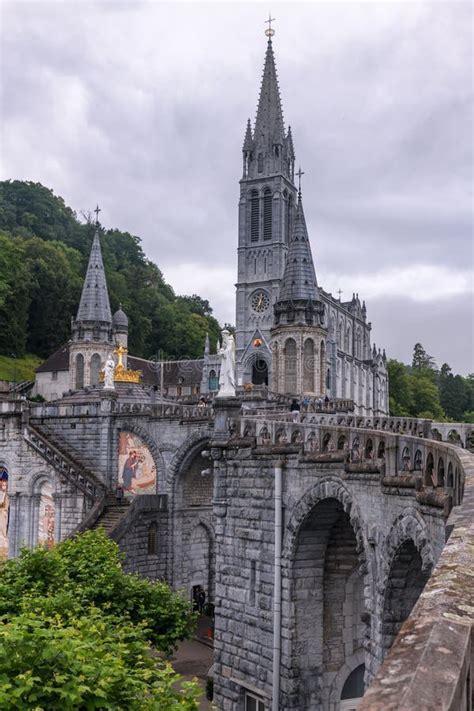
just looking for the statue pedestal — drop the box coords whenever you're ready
[212,396,241,442]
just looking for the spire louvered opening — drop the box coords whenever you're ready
[263,189,272,240]
[251,191,259,241]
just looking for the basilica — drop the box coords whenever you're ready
[1,29,472,711]
[34,32,389,417]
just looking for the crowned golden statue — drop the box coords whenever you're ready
[99,345,142,385]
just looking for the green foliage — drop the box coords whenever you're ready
[388,345,472,422]
[0,354,42,382]
[0,180,222,361]
[0,530,200,709]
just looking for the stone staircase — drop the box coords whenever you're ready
[91,493,131,534]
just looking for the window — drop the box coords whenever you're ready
[147,522,157,555]
[263,189,272,240]
[250,191,259,241]
[75,354,84,389]
[52,371,58,381]
[257,152,263,173]
[245,692,266,711]
[208,370,219,392]
[249,559,256,605]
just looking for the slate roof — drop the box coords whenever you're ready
[254,38,285,147]
[279,194,319,302]
[76,229,112,324]
[36,344,70,373]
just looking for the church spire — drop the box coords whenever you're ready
[254,36,285,148]
[76,225,112,324]
[279,191,318,303]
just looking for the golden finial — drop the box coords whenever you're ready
[265,13,276,38]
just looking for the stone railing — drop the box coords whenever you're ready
[359,446,474,711]
[24,423,105,501]
[240,411,473,449]
[236,418,468,510]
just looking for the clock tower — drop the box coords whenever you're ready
[235,31,297,386]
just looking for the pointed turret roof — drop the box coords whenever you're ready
[76,228,112,323]
[279,194,318,302]
[243,118,254,151]
[254,38,285,146]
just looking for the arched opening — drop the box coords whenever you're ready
[263,188,272,240]
[377,441,385,459]
[284,338,297,394]
[401,446,411,471]
[322,433,332,452]
[337,435,347,451]
[365,439,373,459]
[257,153,263,174]
[208,369,218,392]
[424,453,434,486]
[0,465,9,558]
[341,664,365,710]
[437,457,445,487]
[250,190,259,241]
[90,353,101,386]
[382,540,430,658]
[188,523,212,605]
[303,339,315,392]
[292,498,367,707]
[345,327,352,355]
[414,450,423,471]
[75,353,84,389]
[447,462,454,492]
[320,341,326,394]
[286,194,293,244]
[252,358,268,386]
[37,481,55,549]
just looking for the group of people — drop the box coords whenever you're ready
[290,395,331,421]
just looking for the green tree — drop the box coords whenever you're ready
[0,530,200,709]
[386,359,414,416]
[0,232,31,356]
[412,342,436,371]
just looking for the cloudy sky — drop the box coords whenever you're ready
[1,1,472,373]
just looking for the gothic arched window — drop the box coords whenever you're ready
[303,338,314,392]
[75,354,84,390]
[90,353,101,386]
[250,190,259,242]
[263,188,272,241]
[286,194,293,243]
[257,153,263,173]
[284,338,297,394]
[320,340,326,394]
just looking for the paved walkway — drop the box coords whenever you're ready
[170,621,214,710]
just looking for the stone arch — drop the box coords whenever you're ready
[284,338,297,394]
[282,479,371,709]
[75,353,84,389]
[377,440,385,459]
[322,432,333,452]
[168,431,212,492]
[401,446,411,471]
[447,462,454,490]
[117,423,165,494]
[424,452,435,486]
[90,353,102,386]
[337,434,348,450]
[303,338,315,392]
[377,512,434,660]
[364,438,373,459]
[185,519,216,603]
[329,649,366,709]
[413,449,423,471]
[437,456,445,487]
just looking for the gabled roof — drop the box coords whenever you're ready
[36,344,70,373]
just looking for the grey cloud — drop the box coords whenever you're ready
[0,1,472,372]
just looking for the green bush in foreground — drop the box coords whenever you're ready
[0,530,200,710]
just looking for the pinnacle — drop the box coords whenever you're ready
[76,228,112,324]
[279,196,318,303]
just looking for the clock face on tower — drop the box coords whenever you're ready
[250,290,270,313]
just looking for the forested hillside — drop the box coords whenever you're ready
[388,344,473,423]
[0,180,221,361]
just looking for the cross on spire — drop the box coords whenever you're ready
[296,166,305,197]
[94,204,101,225]
[337,288,343,301]
[265,13,276,38]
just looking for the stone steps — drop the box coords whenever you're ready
[92,500,130,533]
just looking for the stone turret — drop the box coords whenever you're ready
[271,191,326,396]
[113,306,129,367]
[69,222,114,390]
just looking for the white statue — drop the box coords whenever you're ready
[103,355,115,390]
[217,329,236,398]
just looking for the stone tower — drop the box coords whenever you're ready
[69,226,114,389]
[271,190,326,395]
[235,35,297,386]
